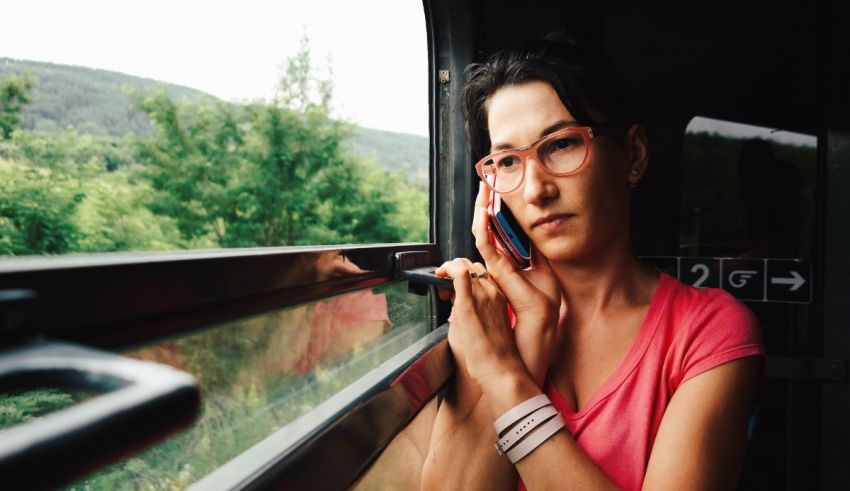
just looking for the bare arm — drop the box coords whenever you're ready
[421,354,518,491]
[425,356,759,491]
[642,357,761,490]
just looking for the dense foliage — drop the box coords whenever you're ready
[0,57,429,189]
[0,41,427,256]
[1,39,433,490]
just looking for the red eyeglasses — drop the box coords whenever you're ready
[475,125,626,194]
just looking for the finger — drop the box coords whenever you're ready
[438,287,452,301]
[471,183,499,263]
[439,258,474,305]
[525,244,561,306]
[471,188,520,281]
[471,272,500,299]
[436,258,477,278]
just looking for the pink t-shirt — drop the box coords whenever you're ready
[519,273,765,490]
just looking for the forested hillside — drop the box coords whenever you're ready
[0,44,429,256]
[0,58,209,136]
[347,126,429,189]
[0,58,429,187]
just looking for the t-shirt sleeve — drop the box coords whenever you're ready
[676,291,765,387]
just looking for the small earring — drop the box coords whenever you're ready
[630,168,639,176]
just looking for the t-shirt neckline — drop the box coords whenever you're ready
[547,272,672,420]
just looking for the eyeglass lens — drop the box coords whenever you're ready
[481,131,588,193]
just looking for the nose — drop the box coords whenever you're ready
[522,156,557,205]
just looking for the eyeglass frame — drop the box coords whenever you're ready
[474,125,628,194]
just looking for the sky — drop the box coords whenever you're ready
[0,0,430,137]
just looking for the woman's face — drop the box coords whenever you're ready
[485,80,636,264]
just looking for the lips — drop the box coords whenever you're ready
[532,213,574,229]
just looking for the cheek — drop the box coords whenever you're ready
[583,159,630,222]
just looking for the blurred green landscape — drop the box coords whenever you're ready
[0,58,429,188]
[0,45,433,490]
[0,49,429,256]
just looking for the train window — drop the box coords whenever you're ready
[0,0,428,255]
[679,116,817,259]
[67,281,431,488]
[0,1,442,487]
[677,116,819,488]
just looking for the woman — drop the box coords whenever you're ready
[421,40,764,490]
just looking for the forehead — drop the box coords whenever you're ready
[485,80,574,147]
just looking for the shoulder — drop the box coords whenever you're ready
[659,273,759,334]
[654,274,765,387]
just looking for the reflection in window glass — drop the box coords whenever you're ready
[0,388,95,431]
[680,117,817,489]
[0,1,428,255]
[68,282,431,488]
[680,116,816,258]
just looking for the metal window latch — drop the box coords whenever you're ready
[393,251,453,295]
[766,356,848,383]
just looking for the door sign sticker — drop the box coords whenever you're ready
[679,257,720,289]
[766,259,812,303]
[720,259,765,301]
[642,256,812,304]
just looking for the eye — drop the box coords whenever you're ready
[553,138,573,150]
[542,134,583,156]
[498,155,520,169]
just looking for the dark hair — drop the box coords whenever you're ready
[461,39,638,160]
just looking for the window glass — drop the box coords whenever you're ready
[680,116,816,258]
[0,0,428,255]
[679,116,818,489]
[0,388,96,431]
[65,282,431,488]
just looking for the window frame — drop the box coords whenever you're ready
[0,0,477,486]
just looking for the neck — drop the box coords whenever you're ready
[550,233,657,324]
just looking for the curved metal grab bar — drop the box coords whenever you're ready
[0,341,200,489]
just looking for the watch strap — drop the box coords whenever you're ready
[505,413,566,464]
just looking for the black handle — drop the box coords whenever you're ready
[393,251,454,293]
[0,341,200,489]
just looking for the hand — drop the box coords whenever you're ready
[471,182,563,387]
[435,258,528,392]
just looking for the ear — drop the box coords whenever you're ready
[625,124,649,187]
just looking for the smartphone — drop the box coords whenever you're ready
[487,181,531,269]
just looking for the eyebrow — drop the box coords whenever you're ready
[490,120,579,151]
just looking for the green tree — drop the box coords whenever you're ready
[133,36,427,248]
[0,162,82,255]
[0,73,35,140]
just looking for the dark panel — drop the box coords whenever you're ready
[429,0,476,264]
[821,131,850,489]
[820,1,850,487]
[0,244,443,349]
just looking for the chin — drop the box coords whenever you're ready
[534,237,587,263]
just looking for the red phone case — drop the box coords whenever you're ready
[487,186,531,269]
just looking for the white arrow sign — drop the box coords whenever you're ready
[770,271,805,291]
